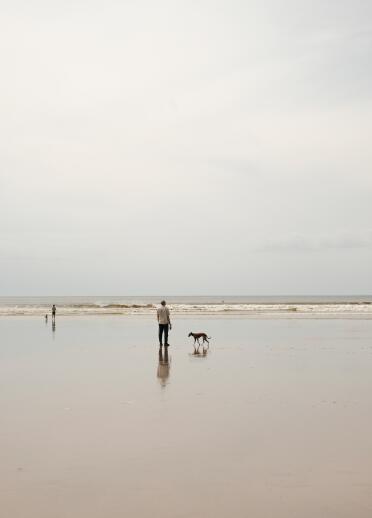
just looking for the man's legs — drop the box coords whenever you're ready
[164,324,169,345]
[159,324,164,345]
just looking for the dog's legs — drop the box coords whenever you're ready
[202,337,210,348]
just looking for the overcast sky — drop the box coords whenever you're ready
[1,0,372,295]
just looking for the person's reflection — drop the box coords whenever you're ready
[157,346,170,387]
[52,321,56,334]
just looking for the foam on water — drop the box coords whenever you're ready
[0,296,372,317]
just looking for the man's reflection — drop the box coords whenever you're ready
[52,321,56,334]
[157,346,170,387]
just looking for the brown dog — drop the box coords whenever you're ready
[188,332,211,349]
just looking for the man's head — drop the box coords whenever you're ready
[161,300,166,306]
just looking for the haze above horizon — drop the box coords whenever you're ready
[1,0,371,295]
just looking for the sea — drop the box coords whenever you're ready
[1,295,372,317]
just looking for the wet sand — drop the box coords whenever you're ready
[1,316,372,517]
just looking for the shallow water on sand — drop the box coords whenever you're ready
[1,317,372,518]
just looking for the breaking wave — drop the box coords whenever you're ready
[1,298,372,317]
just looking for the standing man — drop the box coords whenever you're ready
[52,304,56,322]
[157,300,171,347]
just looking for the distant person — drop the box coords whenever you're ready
[157,300,171,347]
[52,304,56,322]
[45,314,48,322]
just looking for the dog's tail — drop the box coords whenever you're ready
[207,336,212,339]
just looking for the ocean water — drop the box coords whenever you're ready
[0,295,372,317]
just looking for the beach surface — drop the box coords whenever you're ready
[1,316,372,517]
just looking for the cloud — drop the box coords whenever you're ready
[257,230,372,252]
[1,0,372,294]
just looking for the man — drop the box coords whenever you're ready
[157,300,171,347]
[52,304,56,322]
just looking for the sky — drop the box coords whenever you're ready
[1,0,372,295]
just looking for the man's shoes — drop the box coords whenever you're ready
[165,343,170,347]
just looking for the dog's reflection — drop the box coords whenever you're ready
[191,344,209,357]
[192,342,209,358]
[157,346,171,387]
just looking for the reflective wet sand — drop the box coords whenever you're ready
[1,316,372,517]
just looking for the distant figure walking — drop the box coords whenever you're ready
[157,300,171,347]
[52,304,56,322]
[45,314,48,322]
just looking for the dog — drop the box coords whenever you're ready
[188,332,211,349]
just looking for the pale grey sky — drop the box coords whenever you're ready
[1,0,372,295]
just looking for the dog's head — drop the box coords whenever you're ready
[188,332,193,337]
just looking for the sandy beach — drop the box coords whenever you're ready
[1,315,372,517]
